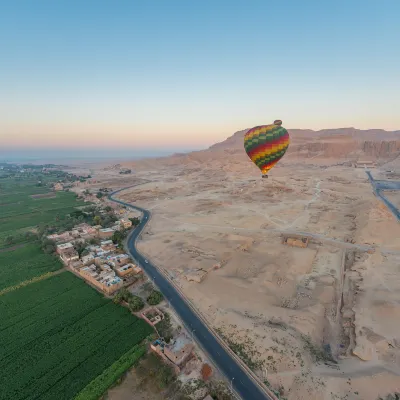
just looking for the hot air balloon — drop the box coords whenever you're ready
[244,120,290,178]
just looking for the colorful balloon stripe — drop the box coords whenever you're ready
[244,122,290,176]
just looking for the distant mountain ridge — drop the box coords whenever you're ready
[126,127,400,172]
[208,127,400,163]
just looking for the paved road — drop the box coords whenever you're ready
[109,187,272,400]
[366,171,400,221]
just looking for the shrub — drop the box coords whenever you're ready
[128,296,145,312]
[147,290,163,305]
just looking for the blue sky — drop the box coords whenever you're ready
[0,0,399,153]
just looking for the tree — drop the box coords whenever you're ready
[147,290,163,305]
[5,236,14,245]
[93,215,102,226]
[96,191,103,199]
[88,237,100,245]
[41,238,56,254]
[156,312,173,343]
[74,242,87,257]
[129,217,141,226]
[104,205,112,212]
[102,214,117,228]
[128,295,145,312]
[112,229,127,247]
[113,287,132,304]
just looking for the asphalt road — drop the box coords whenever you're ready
[366,171,400,221]
[109,187,271,400]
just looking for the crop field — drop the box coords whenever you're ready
[0,171,153,399]
[0,243,62,291]
[0,176,87,246]
[0,273,153,400]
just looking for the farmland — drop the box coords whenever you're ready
[0,273,153,400]
[0,175,87,247]
[0,243,62,291]
[0,168,153,400]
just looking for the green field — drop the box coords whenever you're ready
[0,171,153,400]
[0,243,63,291]
[0,178,86,246]
[0,273,153,400]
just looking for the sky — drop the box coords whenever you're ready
[0,0,399,156]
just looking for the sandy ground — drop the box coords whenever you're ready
[77,151,400,400]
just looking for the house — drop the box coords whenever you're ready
[56,242,74,255]
[115,263,135,277]
[59,248,79,265]
[79,264,123,294]
[164,342,194,367]
[150,340,180,374]
[99,228,115,239]
[119,219,132,229]
[141,307,164,326]
[100,240,116,252]
[152,334,194,368]
[54,182,63,191]
[48,232,74,243]
[132,265,142,275]
[111,224,122,232]
[71,229,81,238]
[107,253,130,266]
[70,260,84,271]
[81,253,95,265]
[100,264,113,272]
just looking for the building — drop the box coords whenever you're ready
[47,232,74,243]
[70,260,84,271]
[115,264,135,277]
[54,182,64,191]
[150,340,180,374]
[119,219,132,229]
[79,264,123,294]
[282,235,309,248]
[115,263,142,277]
[56,242,74,255]
[132,265,142,275]
[81,253,95,265]
[141,307,164,326]
[355,160,376,168]
[164,342,194,367]
[152,334,194,368]
[59,248,79,265]
[100,240,116,252]
[99,228,115,239]
[106,253,130,266]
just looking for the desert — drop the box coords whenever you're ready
[76,126,400,400]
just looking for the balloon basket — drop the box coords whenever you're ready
[262,174,269,179]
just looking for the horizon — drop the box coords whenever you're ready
[0,1,398,150]
[2,124,399,163]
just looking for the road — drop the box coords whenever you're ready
[109,187,272,400]
[366,170,400,221]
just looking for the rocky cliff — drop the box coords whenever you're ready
[209,127,400,162]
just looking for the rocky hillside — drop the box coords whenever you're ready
[124,127,400,173]
[209,127,400,163]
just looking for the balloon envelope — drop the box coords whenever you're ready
[244,123,290,175]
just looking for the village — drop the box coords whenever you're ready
[52,218,141,294]
[47,191,220,399]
